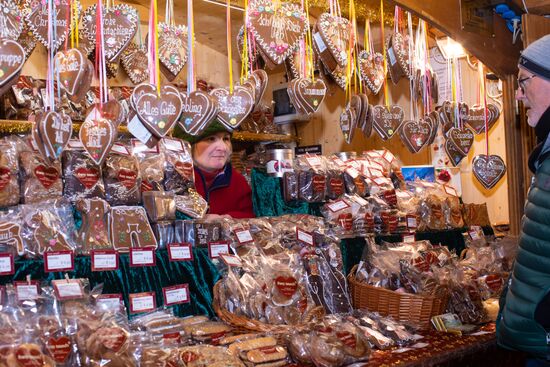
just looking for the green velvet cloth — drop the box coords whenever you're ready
[0,248,220,318]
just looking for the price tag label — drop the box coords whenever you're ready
[345,167,360,179]
[0,253,14,275]
[15,281,39,301]
[403,234,416,243]
[296,228,314,246]
[327,200,350,213]
[234,229,254,244]
[129,292,156,314]
[163,284,190,306]
[220,254,243,267]
[305,155,322,168]
[130,247,156,267]
[162,137,185,152]
[469,230,481,241]
[332,157,345,167]
[91,250,119,271]
[44,251,74,272]
[52,279,84,300]
[407,215,418,229]
[382,150,396,164]
[208,242,230,259]
[111,143,130,155]
[373,177,390,186]
[97,294,123,311]
[168,243,193,261]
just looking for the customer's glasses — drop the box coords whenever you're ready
[517,74,537,94]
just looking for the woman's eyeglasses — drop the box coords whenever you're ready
[517,74,537,94]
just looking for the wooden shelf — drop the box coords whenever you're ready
[0,120,297,143]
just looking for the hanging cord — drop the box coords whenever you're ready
[187,0,195,93]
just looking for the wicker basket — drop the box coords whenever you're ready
[212,281,325,334]
[347,265,448,329]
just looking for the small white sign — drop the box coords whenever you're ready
[168,243,193,261]
[91,251,118,271]
[97,294,123,310]
[208,242,230,259]
[403,234,416,243]
[52,280,83,300]
[0,253,14,275]
[130,248,156,267]
[130,292,156,313]
[235,230,254,244]
[163,284,190,306]
[297,229,314,246]
[44,251,74,272]
[327,200,350,213]
[15,282,39,301]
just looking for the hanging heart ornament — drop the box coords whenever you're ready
[358,50,385,94]
[81,3,138,61]
[399,118,432,153]
[37,111,73,159]
[157,22,188,79]
[24,0,80,50]
[0,0,23,40]
[472,154,506,190]
[210,86,254,130]
[372,105,404,140]
[248,0,308,65]
[121,42,149,85]
[178,90,219,135]
[317,12,353,68]
[466,103,500,134]
[0,39,25,95]
[54,48,94,103]
[447,126,475,156]
[79,109,117,165]
[288,77,327,114]
[133,84,183,138]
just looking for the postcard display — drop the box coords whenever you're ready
[0,0,509,365]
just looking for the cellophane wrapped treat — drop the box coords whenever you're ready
[103,143,142,206]
[296,154,327,203]
[19,143,63,204]
[161,138,195,195]
[133,140,165,193]
[0,137,21,207]
[21,198,78,258]
[76,198,112,255]
[62,146,105,202]
[0,207,25,257]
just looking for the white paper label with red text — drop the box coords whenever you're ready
[129,292,156,314]
[168,243,193,261]
[163,284,190,306]
[44,251,74,272]
[0,253,14,275]
[208,242,230,259]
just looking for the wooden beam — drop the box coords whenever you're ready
[511,0,550,15]
[391,0,522,78]
[522,14,550,46]
[502,75,525,235]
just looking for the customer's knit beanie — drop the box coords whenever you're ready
[519,34,550,81]
[172,119,232,145]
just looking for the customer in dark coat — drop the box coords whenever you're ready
[497,34,550,364]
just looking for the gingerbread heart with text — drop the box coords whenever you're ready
[290,77,327,114]
[121,42,149,84]
[472,154,506,190]
[317,12,353,68]
[81,3,138,61]
[54,48,94,103]
[79,110,116,165]
[248,0,308,65]
[444,139,466,167]
[157,22,188,79]
[210,86,254,130]
[0,39,25,92]
[399,119,432,153]
[237,25,260,65]
[372,105,404,140]
[178,90,219,135]
[389,32,412,80]
[447,127,474,156]
[133,84,183,138]
[340,103,357,144]
[38,111,72,159]
[17,22,37,58]
[24,0,79,50]
[466,103,500,134]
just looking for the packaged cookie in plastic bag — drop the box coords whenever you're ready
[161,138,194,195]
[440,185,464,229]
[62,142,105,202]
[0,137,20,207]
[133,140,164,193]
[21,198,78,258]
[0,207,25,257]
[282,171,299,202]
[321,196,357,239]
[296,154,327,203]
[19,144,62,204]
[103,143,141,206]
[325,160,345,201]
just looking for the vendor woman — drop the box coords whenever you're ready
[177,120,255,220]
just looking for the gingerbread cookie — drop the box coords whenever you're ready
[19,150,62,204]
[6,343,55,367]
[76,198,112,255]
[161,138,194,195]
[0,209,24,256]
[109,206,158,252]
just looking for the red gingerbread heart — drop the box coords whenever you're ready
[275,276,298,298]
[0,167,10,192]
[34,165,59,189]
[46,336,71,363]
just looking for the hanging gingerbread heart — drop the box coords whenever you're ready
[80,109,116,165]
[358,50,385,94]
[251,69,268,106]
[81,4,138,61]
[362,104,374,137]
[372,105,405,140]
[120,42,149,85]
[248,0,308,65]
[133,84,183,138]
[316,13,353,69]
[101,100,126,127]
[426,111,439,145]
[340,103,357,144]
[54,48,94,103]
[399,119,432,153]
[24,0,80,50]
[157,22,188,79]
[210,86,254,130]
[178,90,219,135]
[444,139,466,167]
[388,32,412,80]
[0,39,25,96]
[0,0,23,40]
[17,22,37,58]
[31,117,50,161]
[447,126,475,156]
[38,111,73,159]
[290,77,327,114]
[285,45,303,80]
[472,154,506,190]
[450,101,469,127]
[356,94,369,131]
[466,104,500,134]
